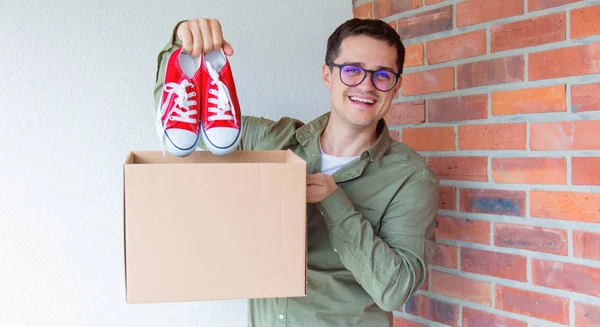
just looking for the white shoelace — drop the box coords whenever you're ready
[206,62,236,124]
[156,79,198,154]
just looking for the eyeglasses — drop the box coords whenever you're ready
[327,62,400,92]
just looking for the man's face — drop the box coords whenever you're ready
[322,35,402,130]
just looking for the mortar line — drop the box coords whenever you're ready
[436,210,600,232]
[568,228,574,257]
[526,122,530,151]
[434,240,600,268]
[570,298,575,327]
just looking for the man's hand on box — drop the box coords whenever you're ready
[306,173,339,203]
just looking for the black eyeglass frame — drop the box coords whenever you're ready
[326,62,401,92]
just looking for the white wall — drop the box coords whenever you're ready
[0,1,351,326]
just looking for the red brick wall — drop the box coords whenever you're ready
[352,1,600,326]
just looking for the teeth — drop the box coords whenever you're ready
[350,96,375,104]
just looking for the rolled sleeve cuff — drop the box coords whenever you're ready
[317,187,355,228]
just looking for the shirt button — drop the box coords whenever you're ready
[333,248,338,252]
[278,314,285,320]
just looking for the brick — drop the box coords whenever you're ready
[573,230,600,261]
[431,243,458,268]
[401,67,454,96]
[426,30,486,64]
[389,130,400,142]
[459,123,526,150]
[495,285,569,324]
[572,83,600,112]
[405,295,459,327]
[491,157,567,184]
[392,317,427,327]
[571,4,600,39]
[425,0,445,4]
[529,43,600,80]
[492,85,566,116]
[572,157,600,185]
[532,259,600,297]
[397,6,453,40]
[404,43,424,68]
[575,302,600,327]
[457,0,523,27]
[402,127,455,151]
[530,121,600,150]
[458,56,524,89]
[439,186,456,210]
[460,188,526,217]
[528,0,580,11]
[374,0,421,19]
[353,2,372,19]
[428,94,488,122]
[428,156,488,182]
[436,216,491,244]
[461,248,527,281]
[462,307,527,327]
[491,13,566,52]
[431,271,492,305]
[494,223,568,255]
[530,191,600,223]
[388,20,397,31]
[385,101,425,125]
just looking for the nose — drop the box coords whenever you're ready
[356,72,376,91]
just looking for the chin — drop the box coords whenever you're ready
[344,114,376,128]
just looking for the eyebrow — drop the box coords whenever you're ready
[342,61,396,73]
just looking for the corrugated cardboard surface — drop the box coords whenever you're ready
[123,150,307,304]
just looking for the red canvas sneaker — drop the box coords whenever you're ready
[156,48,202,157]
[200,49,242,156]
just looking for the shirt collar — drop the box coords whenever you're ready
[294,112,391,164]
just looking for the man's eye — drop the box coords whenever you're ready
[343,66,362,74]
[375,71,392,80]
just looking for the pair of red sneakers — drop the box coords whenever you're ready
[156,47,242,157]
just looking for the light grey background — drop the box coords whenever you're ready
[0,1,351,326]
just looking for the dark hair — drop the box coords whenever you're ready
[325,18,406,75]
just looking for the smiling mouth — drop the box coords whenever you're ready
[348,95,377,105]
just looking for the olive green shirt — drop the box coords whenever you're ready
[154,25,439,327]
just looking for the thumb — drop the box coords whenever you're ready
[223,41,234,56]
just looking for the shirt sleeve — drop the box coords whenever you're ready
[316,166,439,312]
[154,20,187,109]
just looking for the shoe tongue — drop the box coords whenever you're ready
[204,50,226,72]
[179,53,200,78]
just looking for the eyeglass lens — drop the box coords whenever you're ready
[340,65,396,91]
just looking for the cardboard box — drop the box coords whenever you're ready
[123,150,307,304]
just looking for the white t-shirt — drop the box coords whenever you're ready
[319,141,360,175]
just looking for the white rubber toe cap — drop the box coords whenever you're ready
[202,126,241,156]
[164,128,199,157]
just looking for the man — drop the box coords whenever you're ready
[154,17,439,327]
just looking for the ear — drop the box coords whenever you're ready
[322,64,332,90]
[393,76,403,97]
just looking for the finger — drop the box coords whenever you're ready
[198,18,214,53]
[178,23,194,55]
[306,174,316,184]
[209,19,225,51]
[306,186,317,203]
[189,20,204,57]
[223,41,234,56]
